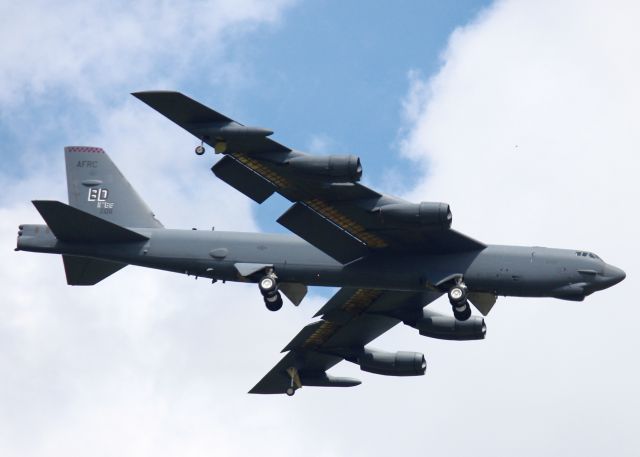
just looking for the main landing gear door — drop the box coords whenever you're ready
[467,292,497,316]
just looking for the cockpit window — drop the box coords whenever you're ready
[576,251,600,260]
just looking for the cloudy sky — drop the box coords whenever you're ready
[1,0,639,455]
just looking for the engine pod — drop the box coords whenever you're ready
[285,154,362,182]
[357,349,426,376]
[411,309,486,341]
[377,202,452,229]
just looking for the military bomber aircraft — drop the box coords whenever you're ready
[16,92,625,395]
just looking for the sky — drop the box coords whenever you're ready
[1,0,639,456]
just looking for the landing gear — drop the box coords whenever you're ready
[285,367,301,397]
[448,282,471,321]
[452,301,472,321]
[264,292,283,311]
[448,284,467,304]
[259,270,282,311]
[259,275,277,295]
[195,138,206,155]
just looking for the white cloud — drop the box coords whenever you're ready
[0,0,293,109]
[399,0,640,455]
[0,2,313,456]
[3,1,640,456]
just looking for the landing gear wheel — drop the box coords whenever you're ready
[195,144,205,155]
[264,292,283,311]
[259,275,277,295]
[448,284,468,305]
[453,301,472,321]
[285,387,295,396]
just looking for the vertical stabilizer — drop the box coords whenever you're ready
[65,146,163,228]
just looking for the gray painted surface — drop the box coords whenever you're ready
[16,95,625,395]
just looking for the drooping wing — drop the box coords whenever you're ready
[132,91,290,155]
[249,288,442,395]
[134,91,485,263]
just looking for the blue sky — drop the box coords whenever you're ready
[231,0,492,230]
[0,0,491,231]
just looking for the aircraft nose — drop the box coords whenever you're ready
[602,264,626,287]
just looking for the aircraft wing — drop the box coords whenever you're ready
[134,91,485,263]
[249,288,442,395]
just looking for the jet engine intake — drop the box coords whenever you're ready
[376,202,452,229]
[410,309,486,341]
[357,349,426,376]
[285,155,362,182]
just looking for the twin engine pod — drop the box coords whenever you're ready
[357,349,426,376]
[354,311,485,378]
[408,309,486,341]
[375,201,452,229]
[285,154,363,182]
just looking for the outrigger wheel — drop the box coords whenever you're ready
[195,144,205,155]
[285,367,301,396]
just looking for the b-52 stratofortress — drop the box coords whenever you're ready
[16,92,625,396]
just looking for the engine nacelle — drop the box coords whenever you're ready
[357,349,426,376]
[285,154,362,182]
[410,309,486,341]
[376,202,452,229]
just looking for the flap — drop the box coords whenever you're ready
[212,156,276,203]
[277,202,368,264]
[281,321,324,352]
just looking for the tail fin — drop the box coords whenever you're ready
[65,146,163,228]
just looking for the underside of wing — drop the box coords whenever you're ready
[249,288,443,395]
[135,91,486,263]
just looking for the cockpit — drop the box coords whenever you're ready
[575,251,601,260]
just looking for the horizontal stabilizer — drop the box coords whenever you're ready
[32,200,148,243]
[63,255,126,285]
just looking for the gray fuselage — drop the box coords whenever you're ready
[17,224,625,301]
